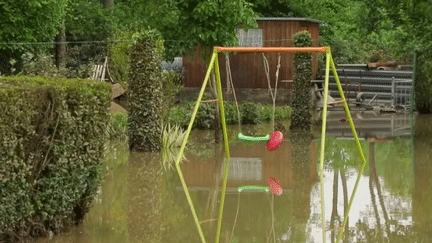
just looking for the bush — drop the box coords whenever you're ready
[415,53,432,114]
[0,75,110,242]
[108,113,128,140]
[224,101,240,125]
[21,53,95,79]
[167,101,291,129]
[128,30,164,152]
[161,71,183,124]
[108,30,134,90]
[195,102,216,129]
[290,30,313,130]
[168,105,191,128]
[260,104,292,123]
[240,101,260,124]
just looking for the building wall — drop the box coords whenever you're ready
[183,19,320,89]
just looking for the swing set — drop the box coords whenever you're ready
[173,46,367,243]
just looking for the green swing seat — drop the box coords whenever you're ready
[237,185,269,192]
[237,132,270,141]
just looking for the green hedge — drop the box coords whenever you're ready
[128,30,164,152]
[290,30,313,130]
[414,53,432,114]
[0,76,110,242]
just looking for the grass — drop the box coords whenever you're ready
[108,113,128,141]
[161,123,188,171]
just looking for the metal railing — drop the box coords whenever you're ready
[392,78,413,109]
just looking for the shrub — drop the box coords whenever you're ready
[240,101,260,124]
[168,105,191,128]
[260,104,292,123]
[224,101,241,125]
[128,30,164,152]
[161,71,183,124]
[415,53,432,114]
[108,113,128,140]
[167,101,292,129]
[108,30,134,90]
[195,103,216,129]
[290,30,313,130]
[0,75,110,241]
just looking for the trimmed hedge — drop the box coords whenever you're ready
[414,53,432,114]
[0,76,110,242]
[290,30,313,130]
[128,30,164,152]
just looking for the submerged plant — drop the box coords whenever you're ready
[161,124,188,170]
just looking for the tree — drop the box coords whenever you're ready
[151,0,257,60]
[149,0,257,142]
[0,0,66,74]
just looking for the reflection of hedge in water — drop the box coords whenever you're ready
[323,136,414,197]
[413,115,432,238]
[0,76,110,242]
[127,152,163,242]
[290,132,313,242]
[376,137,413,197]
[322,137,366,170]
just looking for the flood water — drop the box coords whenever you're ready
[35,113,432,243]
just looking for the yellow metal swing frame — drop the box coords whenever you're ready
[173,46,367,243]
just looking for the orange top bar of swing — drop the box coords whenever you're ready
[216,46,327,53]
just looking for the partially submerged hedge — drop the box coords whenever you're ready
[0,76,110,242]
[128,30,164,152]
[290,30,313,130]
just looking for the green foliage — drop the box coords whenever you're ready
[260,105,292,123]
[168,105,191,128]
[108,113,128,141]
[167,102,291,130]
[108,30,135,90]
[128,29,164,152]
[195,102,216,129]
[65,0,116,42]
[377,138,413,197]
[20,53,95,79]
[290,31,312,130]
[161,124,187,170]
[224,101,240,125]
[415,53,432,114]
[0,0,65,47]
[161,71,183,124]
[0,75,110,241]
[240,101,260,124]
[34,166,102,221]
[152,0,258,60]
[0,180,34,235]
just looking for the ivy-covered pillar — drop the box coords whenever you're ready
[128,30,164,152]
[290,30,313,130]
[414,52,432,114]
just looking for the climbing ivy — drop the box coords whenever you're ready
[290,30,313,130]
[128,29,164,152]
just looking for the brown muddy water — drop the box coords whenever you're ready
[35,113,432,243]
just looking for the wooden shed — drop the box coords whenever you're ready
[183,17,323,91]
